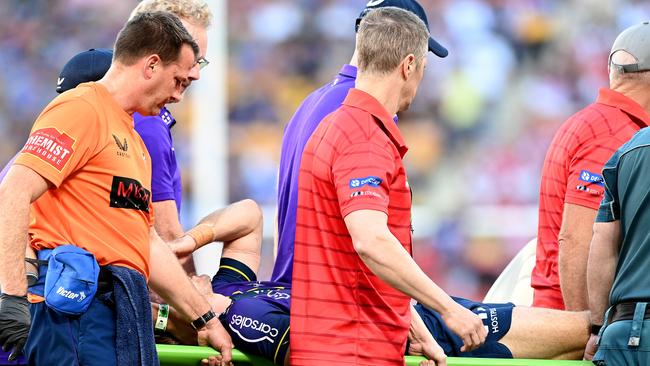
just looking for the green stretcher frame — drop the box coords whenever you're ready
[156,345,594,366]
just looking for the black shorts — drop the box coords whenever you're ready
[212,258,290,366]
[414,296,514,358]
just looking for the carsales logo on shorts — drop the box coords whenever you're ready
[21,128,75,171]
[229,314,279,343]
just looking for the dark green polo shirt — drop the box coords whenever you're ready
[597,127,650,305]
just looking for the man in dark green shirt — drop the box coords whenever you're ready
[586,23,650,363]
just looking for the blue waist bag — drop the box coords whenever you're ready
[43,245,100,315]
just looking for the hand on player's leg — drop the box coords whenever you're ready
[441,304,487,352]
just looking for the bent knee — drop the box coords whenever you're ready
[235,199,263,229]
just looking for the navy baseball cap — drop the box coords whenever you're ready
[355,0,449,58]
[56,48,113,93]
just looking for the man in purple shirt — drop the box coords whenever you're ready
[128,2,262,281]
[273,0,449,283]
[128,0,208,244]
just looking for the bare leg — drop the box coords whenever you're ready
[500,307,589,359]
[210,199,263,275]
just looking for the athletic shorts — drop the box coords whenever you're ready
[212,258,290,366]
[212,259,514,362]
[414,296,514,358]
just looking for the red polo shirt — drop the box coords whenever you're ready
[533,88,650,309]
[290,88,412,366]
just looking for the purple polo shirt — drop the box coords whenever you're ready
[134,107,182,215]
[273,64,357,283]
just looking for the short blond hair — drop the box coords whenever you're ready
[357,7,428,75]
[129,0,212,28]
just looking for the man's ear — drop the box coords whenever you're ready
[143,54,162,79]
[401,54,416,80]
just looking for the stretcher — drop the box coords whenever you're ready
[156,345,594,366]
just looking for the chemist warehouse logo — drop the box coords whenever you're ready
[21,128,75,171]
[229,314,279,343]
[110,176,151,213]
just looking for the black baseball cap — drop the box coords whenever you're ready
[56,48,113,93]
[355,0,448,58]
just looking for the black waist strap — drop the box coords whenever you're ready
[97,267,113,294]
[611,302,650,323]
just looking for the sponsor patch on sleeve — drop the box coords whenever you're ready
[350,190,383,199]
[576,185,603,196]
[349,176,382,188]
[21,128,75,171]
[578,170,604,186]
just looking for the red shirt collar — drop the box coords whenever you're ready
[342,88,408,156]
[597,88,650,128]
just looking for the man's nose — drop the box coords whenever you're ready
[189,63,201,82]
[169,90,183,104]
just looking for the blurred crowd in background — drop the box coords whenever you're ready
[1,0,649,300]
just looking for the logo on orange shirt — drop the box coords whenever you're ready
[112,134,130,158]
[110,176,151,213]
[21,128,75,171]
[112,134,128,152]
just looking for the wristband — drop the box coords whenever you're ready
[155,304,169,332]
[191,309,216,330]
[185,224,214,248]
[591,324,602,335]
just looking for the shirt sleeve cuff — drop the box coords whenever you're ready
[151,191,176,203]
[564,194,602,210]
[340,201,388,218]
[13,156,63,188]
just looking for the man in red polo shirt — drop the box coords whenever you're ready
[533,23,650,311]
[290,7,486,366]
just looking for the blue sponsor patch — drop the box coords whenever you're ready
[349,176,382,188]
[579,170,604,186]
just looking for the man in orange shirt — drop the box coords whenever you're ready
[0,12,233,366]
